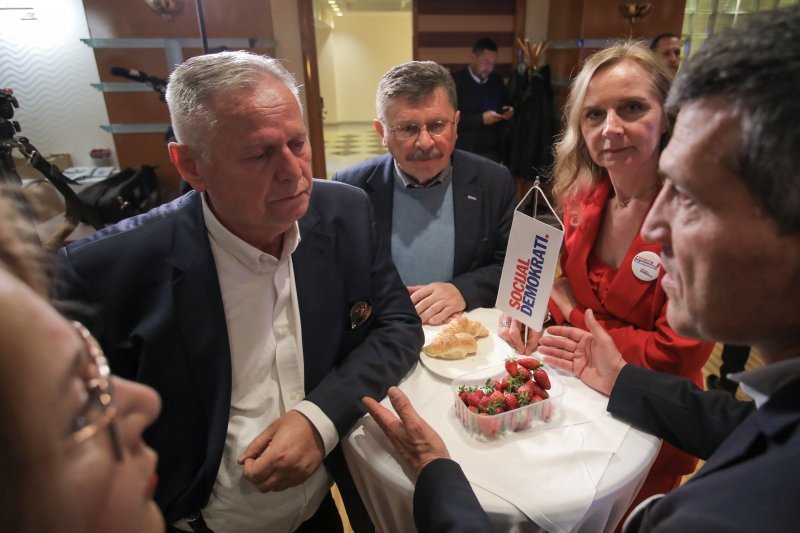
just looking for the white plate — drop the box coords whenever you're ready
[419,324,514,380]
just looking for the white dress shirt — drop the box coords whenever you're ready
[188,194,337,532]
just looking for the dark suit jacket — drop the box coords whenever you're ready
[452,67,509,158]
[413,364,800,532]
[333,150,516,310]
[610,365,800,532]
[56,181,423,524]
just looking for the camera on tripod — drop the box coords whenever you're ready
[1,88,20,135]
[1,88,23,184]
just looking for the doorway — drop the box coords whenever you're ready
[311,0,413,177]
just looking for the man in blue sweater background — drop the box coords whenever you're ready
[335,61,516,325]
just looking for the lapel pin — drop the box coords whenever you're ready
[632,251,661,282]
[350,301,373,329]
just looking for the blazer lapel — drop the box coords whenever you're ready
[563,179,607,311]
[293,203,338,390]
[452,152,483,275]
[167,193,232,418]
[364,155,395,248]
[602,226,662,319]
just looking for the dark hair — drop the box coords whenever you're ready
[472,37,498,54]
[667,5,800,234]
[650,33,678,51]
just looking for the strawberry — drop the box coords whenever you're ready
[517,357,542,370]
[489,390,505,404]
[519,379,549,400]
[501,374,520,391]
[458,386,471,405]
[517,366,531,381]
[478,395,492,411]
[477,412,500,437]
[492,379,507,391]
[533,368,551,390]
[465,389,485,407]
[503,392,520,410]
[505,358,519,377]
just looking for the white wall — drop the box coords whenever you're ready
[0,0,113,167]
[325,11,412,123]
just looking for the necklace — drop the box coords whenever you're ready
[618,197,633,208]
[612,183,660,208]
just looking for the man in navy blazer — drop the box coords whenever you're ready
[363,6,800,532]
[334,61,516,325]
[57,52,422,532]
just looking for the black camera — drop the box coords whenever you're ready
[1,88,21,141]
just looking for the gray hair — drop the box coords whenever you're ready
[667,5,800,234]
[165,50,302,159]
[375,61,457,123]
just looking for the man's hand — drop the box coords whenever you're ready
[362,387,450,478]
[482,110,504,125]
[550,277,578,319]
[237,410,325,492]
[407,282,466,325]
[497,313,541,355]
[499,106,514,120]
[537,309,626,396]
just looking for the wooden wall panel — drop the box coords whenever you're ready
[81,0,276,198]
[414,0,520,80]
[581,1,686,40]
[82,0,275,40]
[416,15,515,32]
[114,133,173,178]
[546,0,687,110]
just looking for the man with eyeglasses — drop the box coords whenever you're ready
[452,37,514,163]
[335,60,516,325]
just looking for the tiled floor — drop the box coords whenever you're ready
[323,122,387,178]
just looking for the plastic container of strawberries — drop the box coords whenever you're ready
[452,360,565,440]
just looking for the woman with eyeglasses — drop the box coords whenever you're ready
[0,188,164,532]
[497,42,714,515]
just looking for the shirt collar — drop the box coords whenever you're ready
[730,356,800,408]
[201,192,300,273]
[467,66,487,84]
[392,159,452,189]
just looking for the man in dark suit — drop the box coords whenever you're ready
[334,60,516,325]
[452,37,513,162]
[57,51,422,532]
[362,6,800,532]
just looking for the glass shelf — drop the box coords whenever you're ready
[81,37,275,49]
[99,124,170,134]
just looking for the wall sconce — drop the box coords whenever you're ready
[620,2,652,30]
[144,0,185,22]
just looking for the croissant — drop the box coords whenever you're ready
[441,315,489,338]
[422,332,477,360]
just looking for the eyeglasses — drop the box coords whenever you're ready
[388,119,455,141]
[71,321,123,461]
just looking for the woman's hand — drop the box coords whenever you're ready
[550,278,578,319]
[537,309,626,396]
[498,313,541,355]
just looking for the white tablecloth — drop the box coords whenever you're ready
[342,308,660,532]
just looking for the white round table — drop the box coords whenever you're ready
[342,308,660,533]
